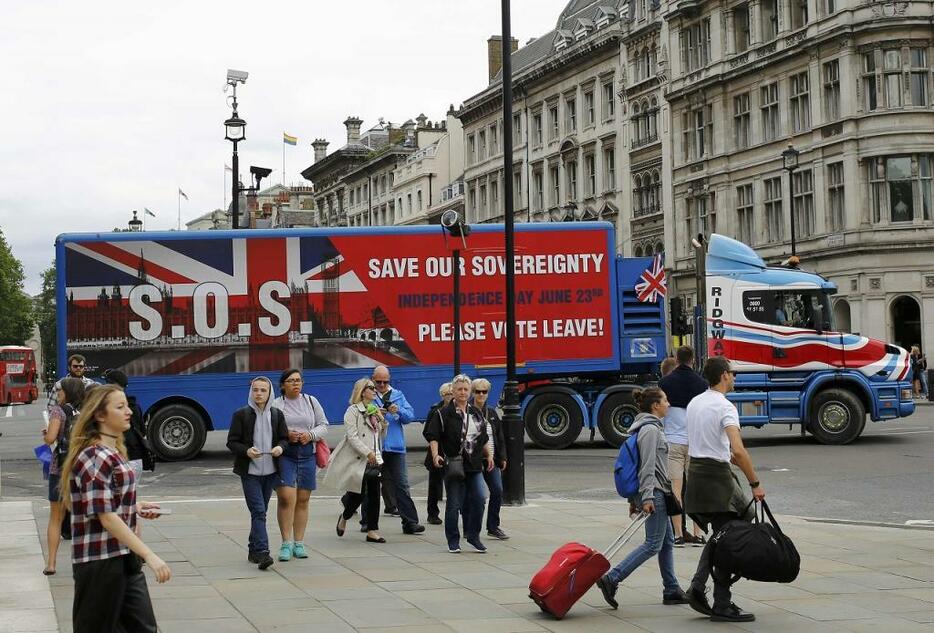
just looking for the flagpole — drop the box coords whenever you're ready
[177,191,181,230]
[223,167,227,213]
[282,141,286,187]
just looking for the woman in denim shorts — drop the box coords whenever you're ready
[271,369,329,561]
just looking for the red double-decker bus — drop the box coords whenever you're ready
[0,346,39,405]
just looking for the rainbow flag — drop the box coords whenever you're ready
[283,132,298,146]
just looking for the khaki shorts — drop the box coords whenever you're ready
[667,443,690,483]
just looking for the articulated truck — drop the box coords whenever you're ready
[55,224,912,459]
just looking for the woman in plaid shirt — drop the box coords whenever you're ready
[59,384,171,633]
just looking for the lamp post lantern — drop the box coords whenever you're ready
[782,144,800,257]
[500,0,525,506]
[128,210,143,232]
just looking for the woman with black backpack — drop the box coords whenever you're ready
[42,377,86,575]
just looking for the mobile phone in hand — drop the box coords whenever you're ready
[140,507,172,515]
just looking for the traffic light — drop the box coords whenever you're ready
[669,296,692,336]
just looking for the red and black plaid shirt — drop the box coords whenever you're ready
[69,444,137,564]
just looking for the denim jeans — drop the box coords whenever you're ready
[444,471,486,547]
[482,466,503,532]
[381,451,420,528]
[241,474,277,554]
[605,490,680,595]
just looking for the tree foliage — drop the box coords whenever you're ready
[34,262,57,383]
[0,230,34,344]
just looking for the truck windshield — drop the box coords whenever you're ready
[743,289,834,331]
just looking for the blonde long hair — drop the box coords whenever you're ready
[58,385,128,504]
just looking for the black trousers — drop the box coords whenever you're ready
[380,463,397,511]
[73,554,157,633]
[691,513,737,611]
[343,471,381,531]
[426,466,444,519]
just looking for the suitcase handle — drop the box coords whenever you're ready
[603,512,648,560]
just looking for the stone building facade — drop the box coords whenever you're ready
[301,114,460,228]
[458,2,628,250]
[664,0,934,353]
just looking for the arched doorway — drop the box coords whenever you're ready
[833,299,852,333]
[890,295,921,350]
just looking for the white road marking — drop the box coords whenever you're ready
[4,406,12,418]
[42,410,49,426]
[905,520,934,526]
[771,468,791,472]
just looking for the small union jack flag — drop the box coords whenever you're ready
[635,253,667,303]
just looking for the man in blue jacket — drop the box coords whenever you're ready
[372,365,424,534]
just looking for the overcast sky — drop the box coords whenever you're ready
[0,0,569,295]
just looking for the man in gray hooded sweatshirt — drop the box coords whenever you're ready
[596,387,689,610]
[227,377,289,570]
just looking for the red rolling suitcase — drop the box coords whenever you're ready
[529,513,647,619]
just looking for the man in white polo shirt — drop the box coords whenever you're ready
[683,356,765,623]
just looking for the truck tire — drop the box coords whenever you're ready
[524,393,583,449]
[808,389,865,445]
[149,404,207,461]
[597,393,639,448]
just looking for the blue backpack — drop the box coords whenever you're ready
[613,429,641,498]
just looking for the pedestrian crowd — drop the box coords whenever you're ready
[41,349,775,630]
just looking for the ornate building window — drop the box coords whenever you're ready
[865,46,931,110]
[733,92,750,149]
[911,47,929,106]
[792,169,815,237]
[603,146,616,191]
[603,81,615,119]
[565,95,577,133]
[736,184,754,244]
[761,0,778,41]
[680,18,711,73]
[826,163,845,232]
[790,71,811,133]
[682,104,712,161]
[585,154,596,197]
[764,177,783,242]
[584,89,595,127]
[869,155,934,223]
[566,160,578,200]
[823,60,840,121]
[533,111,543,146]
[760,82,780,142]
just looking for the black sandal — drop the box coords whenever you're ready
[336,514,346,537]
[42,568,56,576]
[366,535,386,543]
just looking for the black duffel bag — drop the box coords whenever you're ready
[710,499,800,584]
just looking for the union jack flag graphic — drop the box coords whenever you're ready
[64,235,415,375]
[635,253,667,303]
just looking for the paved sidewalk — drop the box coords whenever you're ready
[8,496,934,633]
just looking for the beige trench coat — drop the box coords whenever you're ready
[324,403,386,494]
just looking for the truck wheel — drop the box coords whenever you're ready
[808,389,865,445]
[597,393,639,448]
[524,393,583,449]
[149,404,207,461]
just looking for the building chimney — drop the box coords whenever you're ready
[487,35,519,82]
[312,138,329,163]
[343,116,363,145]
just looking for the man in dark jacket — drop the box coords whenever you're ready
[423,374,493,554]
[226,377,289,570]
[423,382,454,525]
[470,378,508,540]
[657,346,707,547]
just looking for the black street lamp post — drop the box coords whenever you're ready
[500,0,525,506]
[782,144,800,257]
[225,70,248,229]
